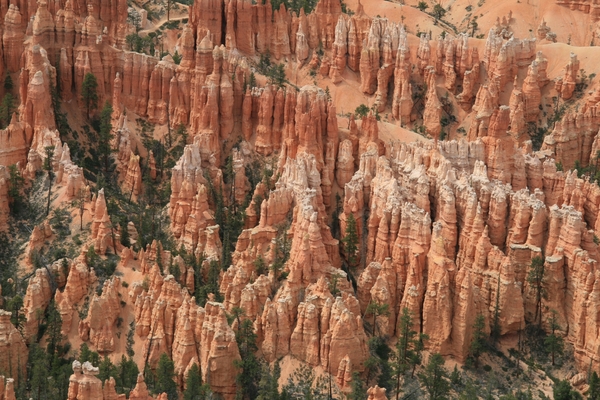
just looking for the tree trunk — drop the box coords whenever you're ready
[110,220,117,254]
[46,173,52,215]
[373,314,377,337]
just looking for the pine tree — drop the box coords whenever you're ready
[419,353,450,400]
[257,362,282,400]
[235,319,260,399]
[342,213,359,267]
[554,379,582,400]
[44,145,55,216]
[4,74,13,91]
[29,344,50,400]
[76,187,87,231]
[366,302,390,337]
[283,364,328,399]
[458,382,478,400]
[394,307,414,398]
[7,164,24,214]
[433,4,446,21]
[355,104,370,119]
[589,371,600,400]
[98,101,115,178]
[116,355,139,396]
[6,294,24,332]
[364,336,393,391]
[409,332,428,378]
[79,343,100,365]
[184,363,213,400]
[527,256,547,326]
[348,372,367,400]
[545,310,564,366]
[468,314,487,368]
[98,356,118,382]
[227,306,245,327]
[491,277,502,345]
[266,63,286,87]
[126,321,135,357]
[81,72,99,117]
[45,300,63,356]
[0,92,15,128]
[450,365,462,386]
[156,353,178,400]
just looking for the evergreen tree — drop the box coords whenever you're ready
[196,260,222,306]
[98,101,115,178]
[432,4,446,21]
[44,145,55,216]
[235,319,260,399]
[4,74,13,91]
[98,356,118,382]
[589,371,600,400]
[184,363,213,400]
[418,353,450,400]
[75,187,87,231]
[81,72,99,117]
[366,302,390,337]
[116,355,139,396]
[227,306,245,327]
[120,218,130,247]
[79,343,100,365]
[0,92,15,128]
[155,353,178,400]
[458,382,478,400]
[7,164,24,214]
[409,332,428,378]
[29,344,51,400]
[491,278,502,345]
[126,321,135,357]
[342,213,359,267]
[355,104,370,119]
[348,372,367,400]
[450,365,462,386]
[394,307,413,398]
[545,310,564,366]
[45,300,63,357]
[257,362,282,400]
[330,193,342,240]
[184,363,202,400]
[365,336,393,391]
[283,364,328,399]
[527,256,547,326]
[266,63,286,87]
[468,314,487,368]
[5,294,24,332]
[554,379,583,400]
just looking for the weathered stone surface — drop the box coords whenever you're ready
[79,277,121,353]
[0,311,27,384]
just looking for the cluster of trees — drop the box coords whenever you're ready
[0,75,15,128]
[270,0,318,14]
[2,42,595,400]
[255,52,287,88]
[125,33,156,55]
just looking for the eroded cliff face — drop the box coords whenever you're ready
[4,0,600,397]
